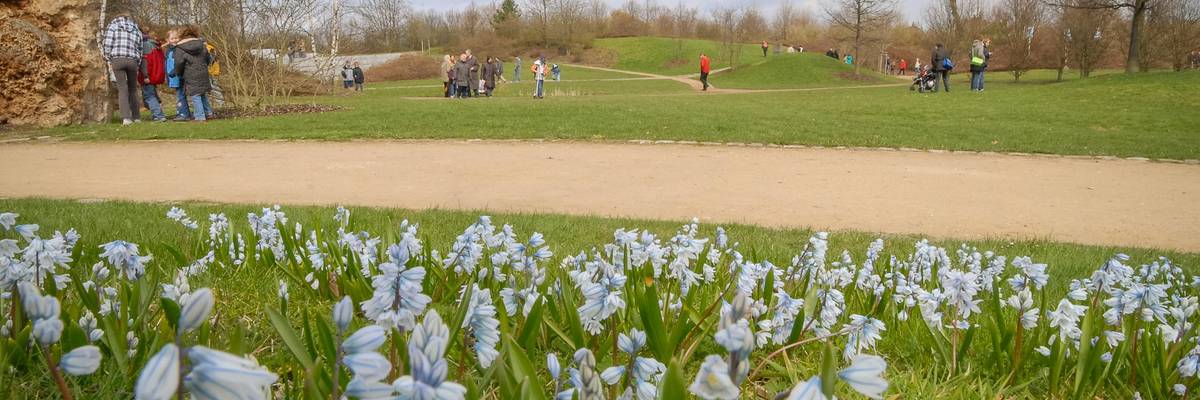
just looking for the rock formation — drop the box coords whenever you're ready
[1,0,110,126]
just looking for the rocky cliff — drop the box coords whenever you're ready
[1,0,109,126]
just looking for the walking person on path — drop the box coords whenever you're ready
[138,26,167,122]
[930,43,950,93]
[172,26,213,122]
[513,56,522,82]
[441,54,454,98]
[102,11,144,125]
[762,40,769,57]
[699,53,711,91]
[352,62,365,91]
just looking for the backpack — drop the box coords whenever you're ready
[140,46,166,85]
[942,57,954,70]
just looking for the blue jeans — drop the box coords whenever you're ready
[174,88,191,119]
[190,94,209,121]
[141,85,165,120]
[514,68,521,82]
[535,80,544,98]
[970,71,984,91]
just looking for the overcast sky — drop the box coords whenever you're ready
[408,0,935,25]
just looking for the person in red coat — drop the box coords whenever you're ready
[700,54,711,91]
[898,59,908,76]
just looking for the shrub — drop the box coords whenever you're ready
[364,54,441,82]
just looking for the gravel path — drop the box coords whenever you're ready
[1,140,1197,251]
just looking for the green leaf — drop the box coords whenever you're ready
[820,340,837,397]
[518,296,546,349]
[160,297,181,332]
[660,358,688,400]
[638,283,671,361]
[504,334,547,400]
[266,306,315,369]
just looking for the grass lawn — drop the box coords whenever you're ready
[376,75,691,98]
[715,52,894,89]
[23,69,1200,160]
[1,197,1195,398]
[594,36,764,75]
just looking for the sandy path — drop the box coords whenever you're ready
[1,141,1197,252]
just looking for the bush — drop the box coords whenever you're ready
[365,54,442,82]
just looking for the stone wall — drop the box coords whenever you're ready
[1,0,109,126]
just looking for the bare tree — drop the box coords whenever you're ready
[357,0,410,52]
[1060,0,1115,77]
[1148,0,1200,70]
[827,0,898,74]
[774,0,796,43]
[994,0,1044,80]
[712,6,743,70]
[1046,0,1162,73]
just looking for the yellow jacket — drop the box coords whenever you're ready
[206,42,220,76]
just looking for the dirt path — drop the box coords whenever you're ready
[2,141,1197,252]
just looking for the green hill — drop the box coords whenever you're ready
[714,52,896,89]
[593,37,763,76]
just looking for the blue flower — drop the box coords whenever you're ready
[688,355,738,400]
[344,352,392,382]
[334,295,354,333]
[393,310,467,400]
[185,346,278,400]
[179,288,215,332]
[547,352,561,380]
[617,329,646,355]
[837,354,888,400]
[343,325,387,355]
[362,260,430,331]
[345,377,395,398]
[784,376,825,400]
[462,285,500,368]
[99,240,153,281]
[135,344,180,400]
[59,345,102,376]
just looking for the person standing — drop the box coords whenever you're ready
[465,49,480,97]
[164,29,190,121]
[102,12,144,125]
[551,64,561,81]
[205,40,223,107]
[441,54,454,98]
[930,43,950,93]
[352,62,365,91]
[173,26,212,122]
[482,57,498,97]
[513,56,522,82]
[341,63,354,90]
[969,39,985,91]
[532,59,546,99]
[762,40,769,57]
[138,27,167,122]
[898,58,908,76]
[699,53,711,91]
[454,54,471,99]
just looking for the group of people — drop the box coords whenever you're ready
[440,52,559,99]
[102,12,221,125]
[340,62,365,91]
[920,38,992,93]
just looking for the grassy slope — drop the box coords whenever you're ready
[31,70,1200,159]
[715,52,894,89]
[1,197,1196,398]
[594,36,763,75]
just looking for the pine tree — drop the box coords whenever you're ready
[493,0,520,25]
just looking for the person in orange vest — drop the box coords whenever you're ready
[699,54,711,91]
[762,40,769,57]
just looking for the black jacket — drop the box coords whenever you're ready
[173,39,211,96]
[352,67,364,83]
[931,46,948,72]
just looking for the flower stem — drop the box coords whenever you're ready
[332,330,342,400]
[42,344,75,400]
[176,330,185,400]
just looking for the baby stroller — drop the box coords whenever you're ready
[909,66,936,93]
